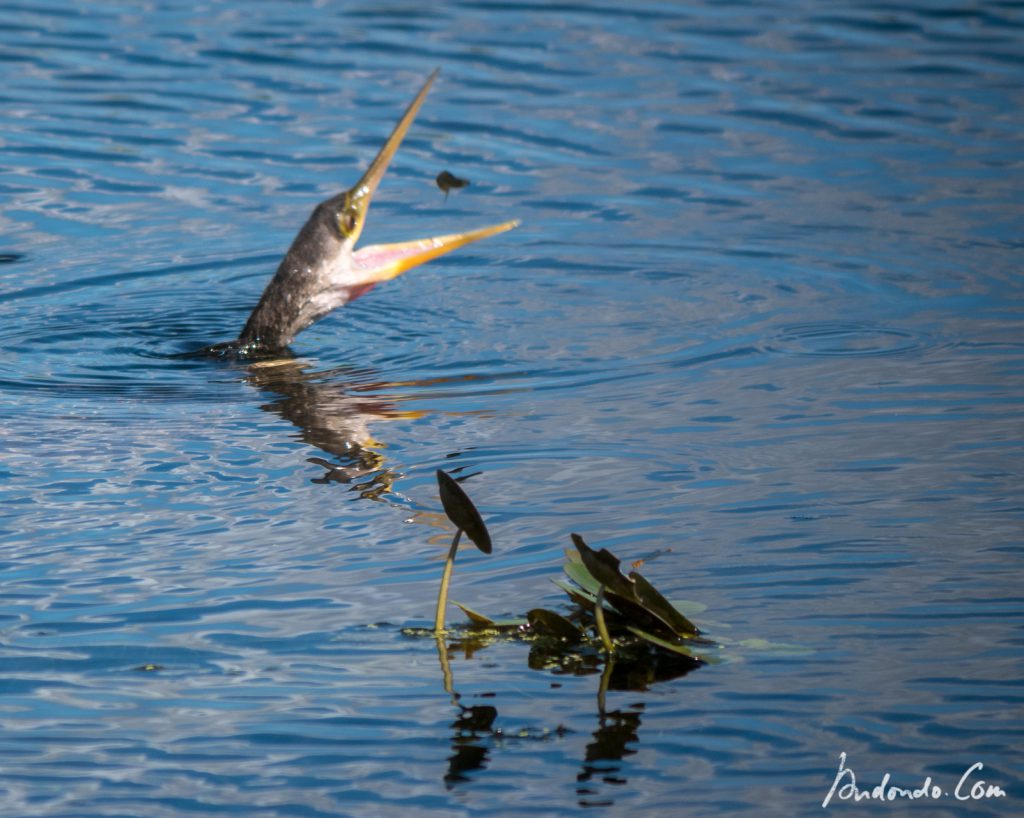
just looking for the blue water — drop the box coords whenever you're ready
[2,1,1023,816]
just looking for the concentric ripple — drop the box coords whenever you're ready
[763,321,932,358]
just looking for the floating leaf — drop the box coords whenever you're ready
[528,608,583,641]
[436,470,492,554]
[452,601,496,628]
[451,602,526,631]
[731,638,814,655]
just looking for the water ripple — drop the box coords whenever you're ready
[762,322,934,358]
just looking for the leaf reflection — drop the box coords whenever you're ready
[445,704,497,789]
[420,477,713,802]
[577,704,644,808]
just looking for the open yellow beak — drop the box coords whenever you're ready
[352,220,519,282]
[344,69,518,286]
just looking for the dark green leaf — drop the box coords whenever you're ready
[570,534,635,600]
[571,533,701,639]
[626,627,709,661]
[527,608,584,641]
[603,587,682,640]
[436,470,492,554]
[629,571,700,636]
[553,581,637,638]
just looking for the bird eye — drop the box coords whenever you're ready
[339,210,357,236]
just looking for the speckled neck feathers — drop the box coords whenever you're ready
[238,196,351,352]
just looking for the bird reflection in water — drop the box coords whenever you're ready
[243,355,425,498]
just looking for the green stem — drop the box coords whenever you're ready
[434,528,463,633]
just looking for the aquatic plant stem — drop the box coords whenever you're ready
[595,584,614,654]
[434,528,463,633]
[434,633,458,704]
[598,654,615,716]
